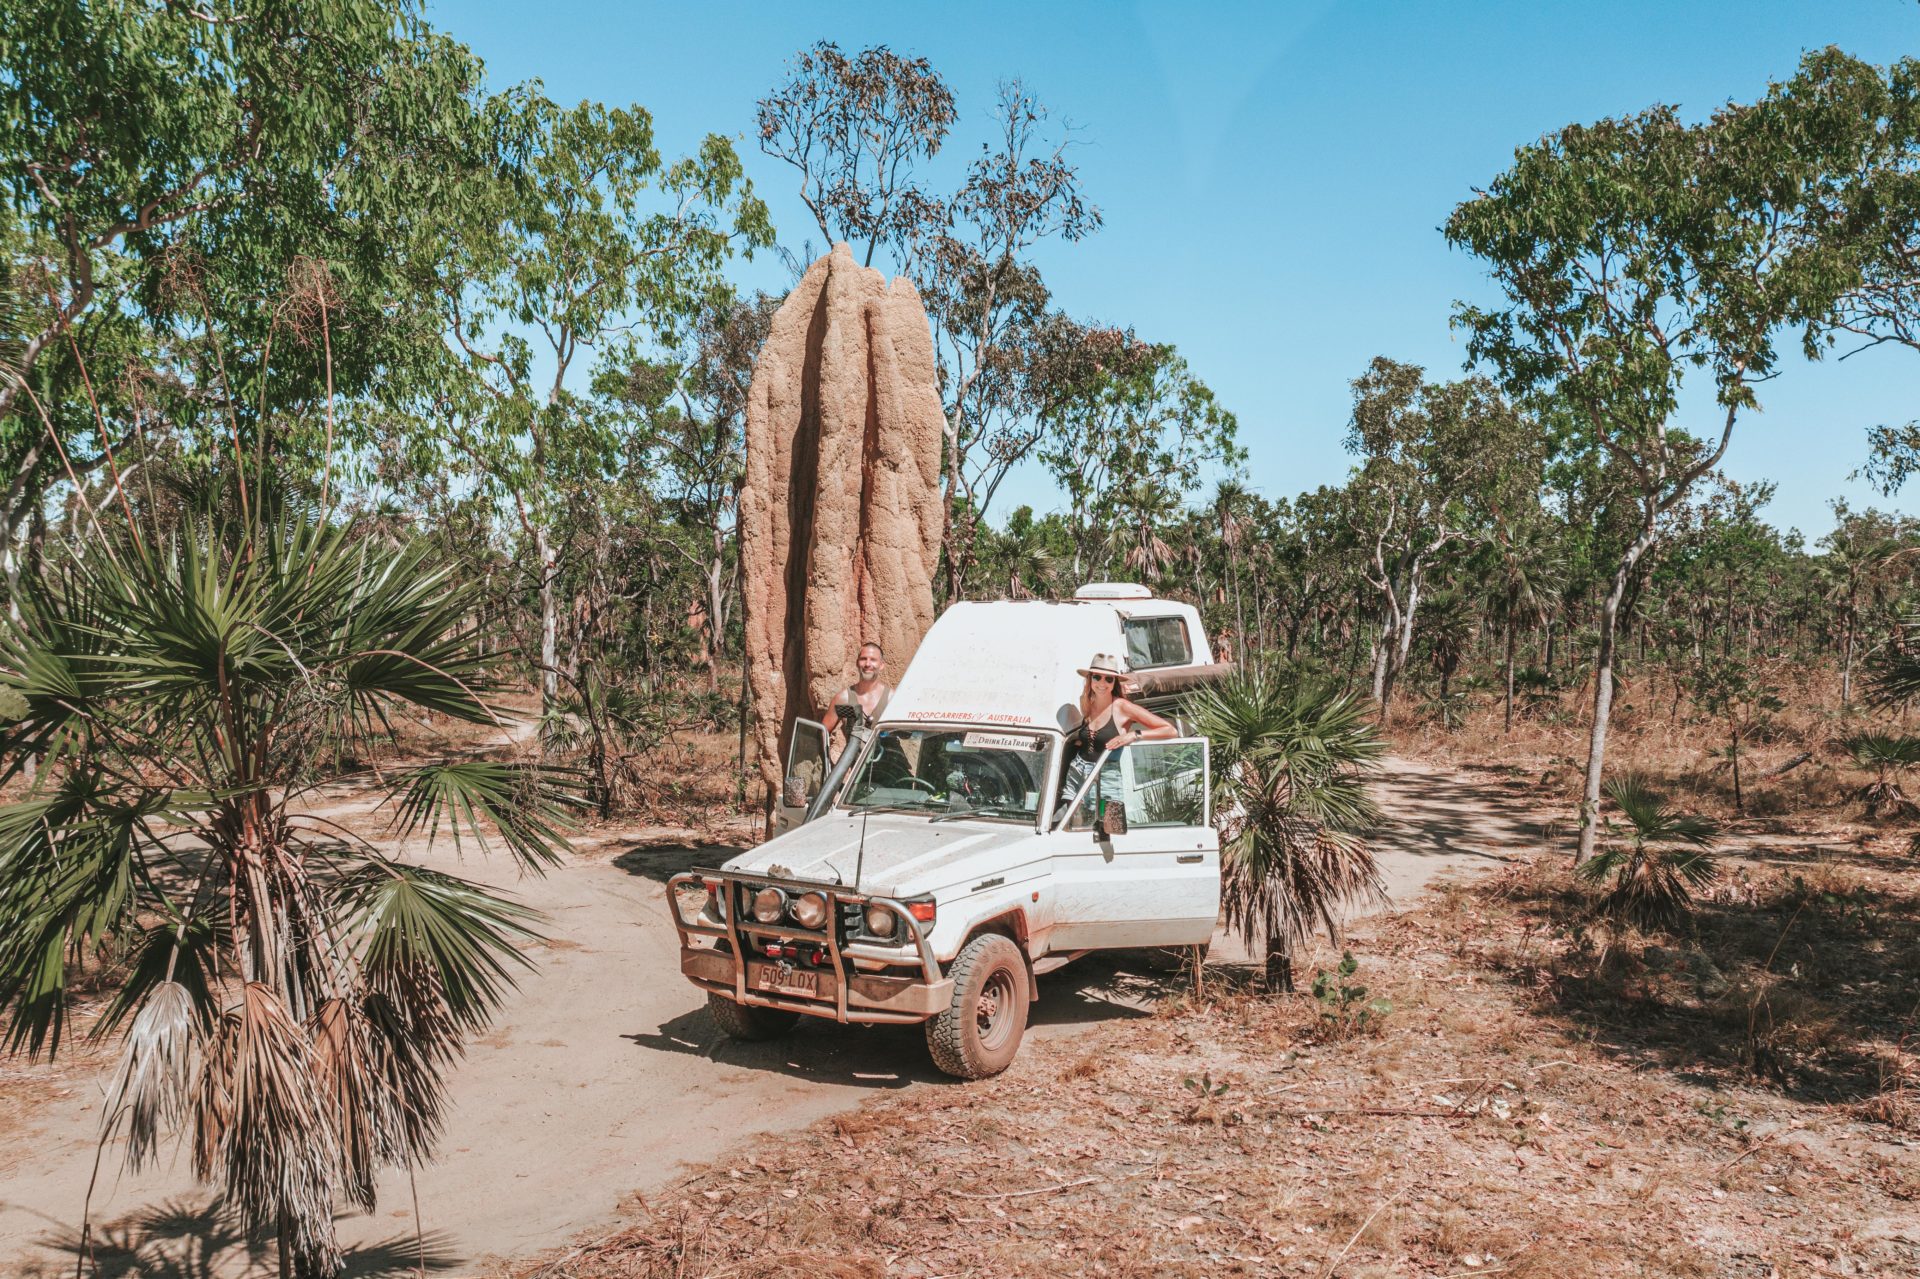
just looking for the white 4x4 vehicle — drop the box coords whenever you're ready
[668,584,1223,1078]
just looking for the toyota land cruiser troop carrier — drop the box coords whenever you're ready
[667,584,1225,1079]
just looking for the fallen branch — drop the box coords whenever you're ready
[1763,752,1812,779]
[948,1175,1103,1200]
[1268,1106,1464,1118]
[1318,1184,1407,1278]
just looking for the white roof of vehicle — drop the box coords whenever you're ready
[880,596,1211,733]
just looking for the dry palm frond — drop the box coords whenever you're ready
[361,962,463,1164]
[102,980,199,1172]
[194,983,343,1274]
[311,996,404,1211]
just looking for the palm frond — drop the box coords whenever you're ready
[1587,776,1721,929]
[101,981,200,1173]
[1603,773,1719,847]
[1844,732,1920,770]
[385,760,581,870]
[1866,615,1920,708]
[336,861,544,1033]
[193,983,343,1274]
[1192,662,1389,962]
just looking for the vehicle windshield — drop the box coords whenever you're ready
[841,726,1053,823]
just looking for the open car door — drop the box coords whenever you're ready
[1046,738,1218,949]
[774,717,831,835]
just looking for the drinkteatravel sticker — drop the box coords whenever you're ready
[961,730,1045,752]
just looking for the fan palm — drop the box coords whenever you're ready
[0,510,579,1277]
[1843,732,1920,819]
[1189,663,1386,992]
[1578,775,1719,931]
[1867,612,1920,709]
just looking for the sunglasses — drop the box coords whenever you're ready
[1090,674,1117,684]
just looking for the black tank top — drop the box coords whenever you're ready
[1078,715,1123,761]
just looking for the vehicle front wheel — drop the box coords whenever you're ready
[926,933,1030,1079]
[707,993,799,1041]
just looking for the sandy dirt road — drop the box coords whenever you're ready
[0,755,1549,1277]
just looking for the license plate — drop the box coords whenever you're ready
[754,962,820,998]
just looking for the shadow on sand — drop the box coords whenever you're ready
[15,1197,461,1279]
[622,948,1172,1088]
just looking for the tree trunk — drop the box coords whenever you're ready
[1841,599,1857,710]
[1578,526,1657,864]
[1503,613,1517,734]
[1729,725,1744,815]
[1395,564,1424,674]
[1265,936,1294,994]
[1370,618,1393,708]
[534,523,558,714]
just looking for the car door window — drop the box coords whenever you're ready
[1061,738,1210,830]
[783,718,830,809]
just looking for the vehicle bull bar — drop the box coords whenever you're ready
[666,868,946,1025]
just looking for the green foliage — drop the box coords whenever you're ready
[1311,951,1392,1037]
[1189,662,1385,991]
[0,503,580,1271]
[1579,776,1721,931]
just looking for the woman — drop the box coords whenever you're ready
[1060,653,1177,807]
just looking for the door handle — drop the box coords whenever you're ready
[1176,853,1203,864]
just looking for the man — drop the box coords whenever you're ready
[822,641,890,739]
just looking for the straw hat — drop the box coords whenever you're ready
[1076,653,1131,680]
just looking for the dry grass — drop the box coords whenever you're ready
[1389,662,1913,836]
[504,845,1920,1279]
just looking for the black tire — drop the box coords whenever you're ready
[707,992,799,1041]
[926,933,1030,1079]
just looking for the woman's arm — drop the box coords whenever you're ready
[1113,699,1176,747]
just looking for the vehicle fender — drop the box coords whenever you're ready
[955,907,1038,1002]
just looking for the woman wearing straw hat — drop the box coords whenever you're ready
[1060,653,1177,805]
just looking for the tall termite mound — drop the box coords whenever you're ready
[741,243,945,795]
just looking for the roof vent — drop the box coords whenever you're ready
[1074,582,1153,601]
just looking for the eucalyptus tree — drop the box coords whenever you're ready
[756,41,957,270]
[430,94,771,712]
[915,83,1104,592]
[1447,52,1909,861]
[1818,501,1914,707]
[0,0,504,502]
[1038,342,1241,580]
[607,293,778,689]
[1482,518,1564,731]
[0,506,578,1276]
[1342,358,1537,715]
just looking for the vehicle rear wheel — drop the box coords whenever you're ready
[926,933,1029,1080]
[707,993,799,1041]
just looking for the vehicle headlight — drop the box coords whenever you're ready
[791,891,829,929]
[700,879,726,921]
[863,903,898,938]
[752,886,787,923]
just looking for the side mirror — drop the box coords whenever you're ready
[782,775,810,808]
[1097,801,1128,839]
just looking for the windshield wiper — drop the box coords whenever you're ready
[845,802,933,817]
[929,804,1033,824]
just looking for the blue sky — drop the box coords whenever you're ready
[433,0,1920,541]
